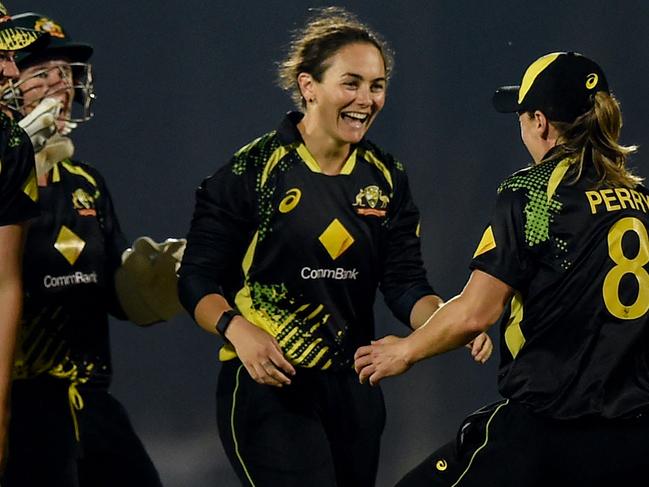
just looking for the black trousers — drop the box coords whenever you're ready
[3,376,163,487]
[217,359,386,487]
[396,399,649,487]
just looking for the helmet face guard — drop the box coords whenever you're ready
[2,61,95,123]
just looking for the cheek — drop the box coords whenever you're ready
[373,93,386,111]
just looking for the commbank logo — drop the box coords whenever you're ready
[44,271,98,289]
[301,267,358,280]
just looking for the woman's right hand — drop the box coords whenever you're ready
[225,317,296,387]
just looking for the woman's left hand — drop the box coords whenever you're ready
[354,335,412,386]
[465,332,493,364]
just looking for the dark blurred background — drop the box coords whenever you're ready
[16,0,649,485]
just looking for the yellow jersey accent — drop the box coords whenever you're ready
[52,161,61,182]
[279,326,300,348]
[234,136,263,157]
[306,342,330,367]
[260,145,291,187]
[230,365,258,486]
[61,160,98,188]
[504,292,525,358]
[586,73,598,89]
[473,226,496,258]
[306,303,324,320]
[362,149,393,190]
[279,188,301,213]
[219,231,274,361]
[295,143,358,175]
[547,158,572,202]
[295,337,324,364]
[518,53,561,104]
[319,218,355,260]
[54,225,86,265]
[22,167,38,202]
[296,144,321,173]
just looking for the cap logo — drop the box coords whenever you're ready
[518,52,561,104]
[34,17,65,39]
[585,73,598,90]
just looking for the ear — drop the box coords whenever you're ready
[533,111,551,140]
[297,72,316,104]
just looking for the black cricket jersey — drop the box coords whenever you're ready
[0,111,39,225]
[180,112,434,370]
[471,149,649,419]
[15,158,127,387]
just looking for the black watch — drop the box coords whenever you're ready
[215,309,240,342]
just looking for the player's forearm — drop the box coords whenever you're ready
[193,293,235,336]
[403,294,487,365]
[409,294,443,330]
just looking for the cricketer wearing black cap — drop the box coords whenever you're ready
[355,51,649,486]
[0,11,163,487]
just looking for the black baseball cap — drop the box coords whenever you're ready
[11,12,93,67]
[493,52,609,123]
[0,2,46,51]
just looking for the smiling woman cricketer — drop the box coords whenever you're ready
[178,6,491,487]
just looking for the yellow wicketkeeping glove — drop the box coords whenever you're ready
[114,236,186,326]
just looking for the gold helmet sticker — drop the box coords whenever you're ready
[586,73,598,90]
[279,188,301,214]
[353,185,390,217]
[34,17,65,39]
[436,459,448,471]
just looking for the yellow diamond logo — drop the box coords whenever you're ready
[54,225,86,265]
[319,218,354,260]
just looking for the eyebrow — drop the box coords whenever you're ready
[342,73,386,83]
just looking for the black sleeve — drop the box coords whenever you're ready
[469,185,536,291]
[379,165,436,326]
[0,123,39,226]
[178,161,257,318]
[90,165,129,318]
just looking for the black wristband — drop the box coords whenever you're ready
[215,309,240,342]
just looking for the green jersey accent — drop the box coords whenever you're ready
[471,148,649,419]
[180,112,435,371]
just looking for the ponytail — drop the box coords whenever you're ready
[546,92,641,188]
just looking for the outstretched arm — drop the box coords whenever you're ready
[355,270,511,385]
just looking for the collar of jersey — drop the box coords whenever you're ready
[278,111,363,175]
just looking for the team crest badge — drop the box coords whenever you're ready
[353,185,390,217]
[71,188,96,216]
[34,17,65,39]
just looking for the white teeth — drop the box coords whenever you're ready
[343,112,369,121]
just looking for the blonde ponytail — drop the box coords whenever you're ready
[547,92,641,188]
